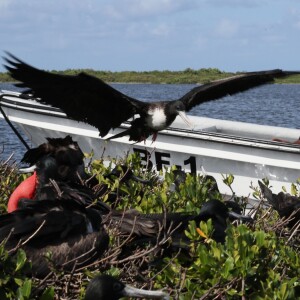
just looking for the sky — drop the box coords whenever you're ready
[0,0,300,72]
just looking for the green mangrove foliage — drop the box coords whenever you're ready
[1,68,300,84]
[0,153,299,299]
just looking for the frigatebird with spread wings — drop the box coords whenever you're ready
[4,53,299,142]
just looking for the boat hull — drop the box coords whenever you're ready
[1,90,300,198]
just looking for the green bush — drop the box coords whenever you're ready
[0,153,299,299]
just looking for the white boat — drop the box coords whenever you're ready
[1,89,300,198]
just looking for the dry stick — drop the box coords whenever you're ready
[2,228,15,247]
[31,271,54,297]
[61,238,98,268]
[287,219,300,243]
[199,281,221,300]
[66,260,78,295]
[50,179,63,197]
[177,266,187,296]
[148,249,182,283]
[83,215,178,269]
[85,172,97,186]
[3,153,14,165]
[241,278,246,300]
[75,248,122,272]
[86,186,110,209]
[212,278,239,300]
[250,198,267,219]
[74,218,141,272]
[8,220,47,255]
[110,220,182,265]
[21,220,46,246]
[259,206,273,221]
[190,290,197,300]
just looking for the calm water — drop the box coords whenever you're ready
[1,82,300,162]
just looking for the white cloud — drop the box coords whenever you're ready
[0,0,299,72]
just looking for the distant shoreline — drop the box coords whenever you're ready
[1,68,300,84]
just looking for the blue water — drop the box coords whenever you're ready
[1,82,300,162]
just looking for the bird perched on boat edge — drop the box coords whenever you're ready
[84,274,169,300]
[4,53,300,142]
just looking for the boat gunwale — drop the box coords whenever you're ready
[1,91,300,155]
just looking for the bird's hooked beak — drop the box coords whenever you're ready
[178,111,194,128]
[228,211,253,223]
[122,284,170,299]
[18,165,37,174]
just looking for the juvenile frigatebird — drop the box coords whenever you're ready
[4,53,299,142]
[85,274,169,300]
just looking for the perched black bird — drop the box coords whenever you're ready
[8,136,100,212]
[21,135,83,166]
[19,135,96,186]
[5,161,251,278]
[85,274,169,300]
[4,53,299,142]
[147,199,252,244]
[258,180,300,227]
[12,149,159,237]
[0,197,109,277]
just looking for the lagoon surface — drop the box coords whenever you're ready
[0,82,299,162]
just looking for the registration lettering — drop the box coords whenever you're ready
[133,148,197,174]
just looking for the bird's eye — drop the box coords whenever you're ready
[113,282,123,292]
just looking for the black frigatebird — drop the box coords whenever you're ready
[19,135,95,185]
[0,197,109,277]
[8,139,253,243]
[7,135,98,212]
[85,274,169,300]
[4,53,299,142]
[258,180,300,227]
[8,135,152,212]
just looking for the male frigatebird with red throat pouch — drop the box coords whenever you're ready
[4,53,299,142]
[7,135,95,212]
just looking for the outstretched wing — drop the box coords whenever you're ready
[4,53,142,137]
[179,70,300,111]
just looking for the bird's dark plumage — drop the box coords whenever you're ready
[258,180,300,227]
[85,274,169,300]
[4,52,299,142]
[6,136,252,278]
[0,197,109,277]
[19,135,97,186]
[123,199,252,246]
[21,135,83,166]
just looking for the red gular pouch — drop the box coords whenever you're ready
[7,171,37,213]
